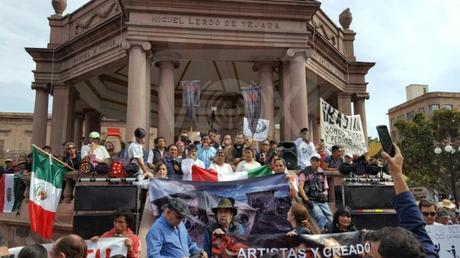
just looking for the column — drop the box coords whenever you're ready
[280,62,292,141]
[73,113,84,148]
[50,84,74,155]
[353,96,368,140]
[83,109,101,141]
[124,41,151,142]
[287,49,310,139]
[337,93,352,115]
[253,62,277,140]
[31,84,50,148]
[144,55,152,150]
[156,61,178,144]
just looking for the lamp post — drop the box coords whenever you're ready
[434,143,459,208]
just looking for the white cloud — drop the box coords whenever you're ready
[321,0,460,136]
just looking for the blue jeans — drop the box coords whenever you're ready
[310,201,333,230]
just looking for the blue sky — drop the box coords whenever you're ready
[0,0,458,137]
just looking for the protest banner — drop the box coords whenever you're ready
[243,117,269,141]
[241,86,262,136]
[212,231,368,258]
[320,98,367,155]
[148,174,291,246]
[8,237,127,258]
[181,80,201,123]
[426,224,460,258]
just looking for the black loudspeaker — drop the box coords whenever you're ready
[335,184,396,209]
[278,142,297,170]
[73,213,139,239]
[351,212,398,230]
[74,184,138,211]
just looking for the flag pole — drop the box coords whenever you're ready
[31,144,69,168]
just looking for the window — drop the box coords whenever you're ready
[418,107,425,113]
[443,104,453,110]
[407,111,415,120]
[430,104,440,111]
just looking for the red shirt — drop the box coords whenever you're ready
[101,228,141,258]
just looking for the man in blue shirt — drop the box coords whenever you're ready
[146,198,208,258]
[197,134,217,169]
[365,145,438,258]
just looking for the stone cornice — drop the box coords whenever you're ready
[348,61,375,75]
[120,0,320,21]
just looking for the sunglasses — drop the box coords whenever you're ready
[422,212,437,217]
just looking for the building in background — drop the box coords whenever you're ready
[0,112,157,159]
[388,84,460,138]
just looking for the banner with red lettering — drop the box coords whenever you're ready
[8,237,127,258]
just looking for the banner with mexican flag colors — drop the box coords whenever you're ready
[29,146,66,239]
[0,174,24,213]
[0,174,15,213]
[191,165,272,182]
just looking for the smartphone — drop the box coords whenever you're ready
[376,125,395,157]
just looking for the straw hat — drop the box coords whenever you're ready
[438,199,456,210]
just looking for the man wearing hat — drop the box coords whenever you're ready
[298,153,333,232]
[147,198,207,258]
[2,159,15,174]
[203,198,244,257]
[80,131,110,166]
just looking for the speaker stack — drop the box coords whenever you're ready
[335,183,399,230]
[73,183,139,239]
[278,142,298,170]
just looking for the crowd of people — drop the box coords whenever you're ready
[0,126,459,258]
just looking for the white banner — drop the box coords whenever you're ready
[243,117,269,141]
[426,224,460,258]
[8,237,127,258]
[320,98,367,155]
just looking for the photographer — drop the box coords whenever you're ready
[298,154,333,232]
[365,145,438,258]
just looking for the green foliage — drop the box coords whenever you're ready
[394,109,460,194]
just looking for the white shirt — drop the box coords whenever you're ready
[181,158,205,181]
[81,144,110,165]
[209,162,234,178]
[235,160,261,172]
[126,141,144,174]
[295,138,317,169]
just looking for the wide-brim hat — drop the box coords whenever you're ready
[212,198,237,215]
[4,159,13,163]
[438,199,456,210]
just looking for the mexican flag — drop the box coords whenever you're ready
[0,174,26,213]
[192,165,272,182]
[0,174,15,213]
[29,146,66,239]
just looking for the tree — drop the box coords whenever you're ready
[394,109,460,196]
[394,113,440,190]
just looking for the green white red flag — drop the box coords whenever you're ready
[29,146,66,239]
[191,165,272,182]
[0,174,15,213]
